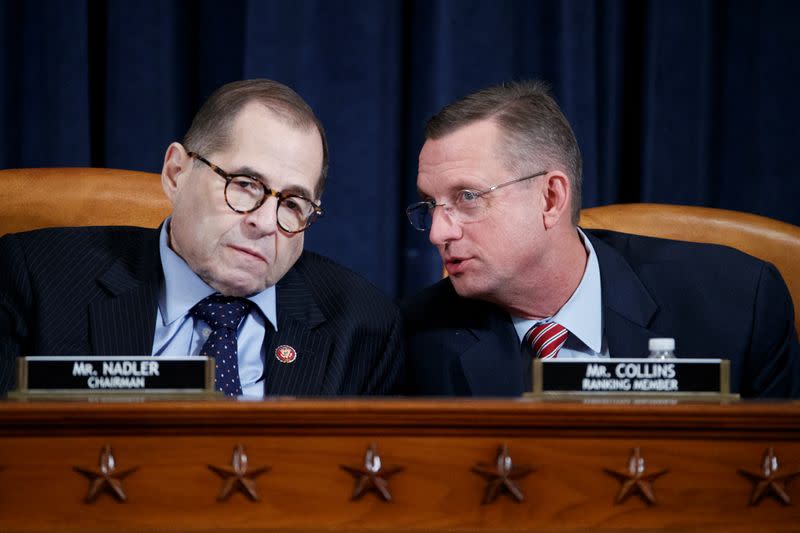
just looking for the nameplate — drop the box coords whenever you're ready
[531,358,732,397]
[15,356,215,394]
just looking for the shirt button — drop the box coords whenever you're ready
[202,328,212,338]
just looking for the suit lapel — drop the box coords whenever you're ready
[586,231,662,358]
[603,308,660,359]
[264,265,330,396]
[456,301,525,396]
[89,231,161,355]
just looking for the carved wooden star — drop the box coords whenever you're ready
[471,443,534,504]
[738,447,800,506]
[339,443,403,502]
[208,444,270,502]
[604,447,668,505]
[73,445,138,503]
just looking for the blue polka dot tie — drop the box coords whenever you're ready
[190,294,252,397]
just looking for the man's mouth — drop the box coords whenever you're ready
[229,245,267,263]
[445,256,471,274]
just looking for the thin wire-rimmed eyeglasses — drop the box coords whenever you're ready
[188,151,323,234]
[405,170,548,232]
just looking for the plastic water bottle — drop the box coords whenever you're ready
[648,338,676,359]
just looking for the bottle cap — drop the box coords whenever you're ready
[649,338,675,351]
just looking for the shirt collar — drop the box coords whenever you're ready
[511,227,603,352]
[157,218,278,330]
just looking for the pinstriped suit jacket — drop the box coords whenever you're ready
[0,226,403,396]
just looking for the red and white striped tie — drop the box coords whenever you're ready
[524,322,569,359]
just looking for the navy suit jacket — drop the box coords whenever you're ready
[402,230,800,398]
[0,226,403,396]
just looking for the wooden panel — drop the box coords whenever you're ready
[0,399,799,532]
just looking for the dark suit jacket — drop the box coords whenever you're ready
[0,226,403,396]
[402,230,800,398]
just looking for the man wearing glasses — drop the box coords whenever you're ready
[0,79,403,397]
[402,81,799,398]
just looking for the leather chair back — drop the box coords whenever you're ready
[0,167,170,235]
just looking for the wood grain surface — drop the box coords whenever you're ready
[0,398,798,531]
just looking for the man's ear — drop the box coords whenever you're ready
[161,142,191,204]
[541,171,571,230]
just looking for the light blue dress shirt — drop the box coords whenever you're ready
[511,228,609,358]
[151,219,278,397]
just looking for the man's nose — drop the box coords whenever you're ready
[243,196,279,234]
[428,205,462,245]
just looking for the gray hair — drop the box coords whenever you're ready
[183,79,329,198]
[426,81,582,224]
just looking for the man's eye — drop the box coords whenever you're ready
[231,178,258,191]
[457,190,481,202]
[282,198,305,213]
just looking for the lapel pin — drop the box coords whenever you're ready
[275,345,297,364]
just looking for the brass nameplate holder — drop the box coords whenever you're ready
[12,356,216,397]
[530,358,736,400]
